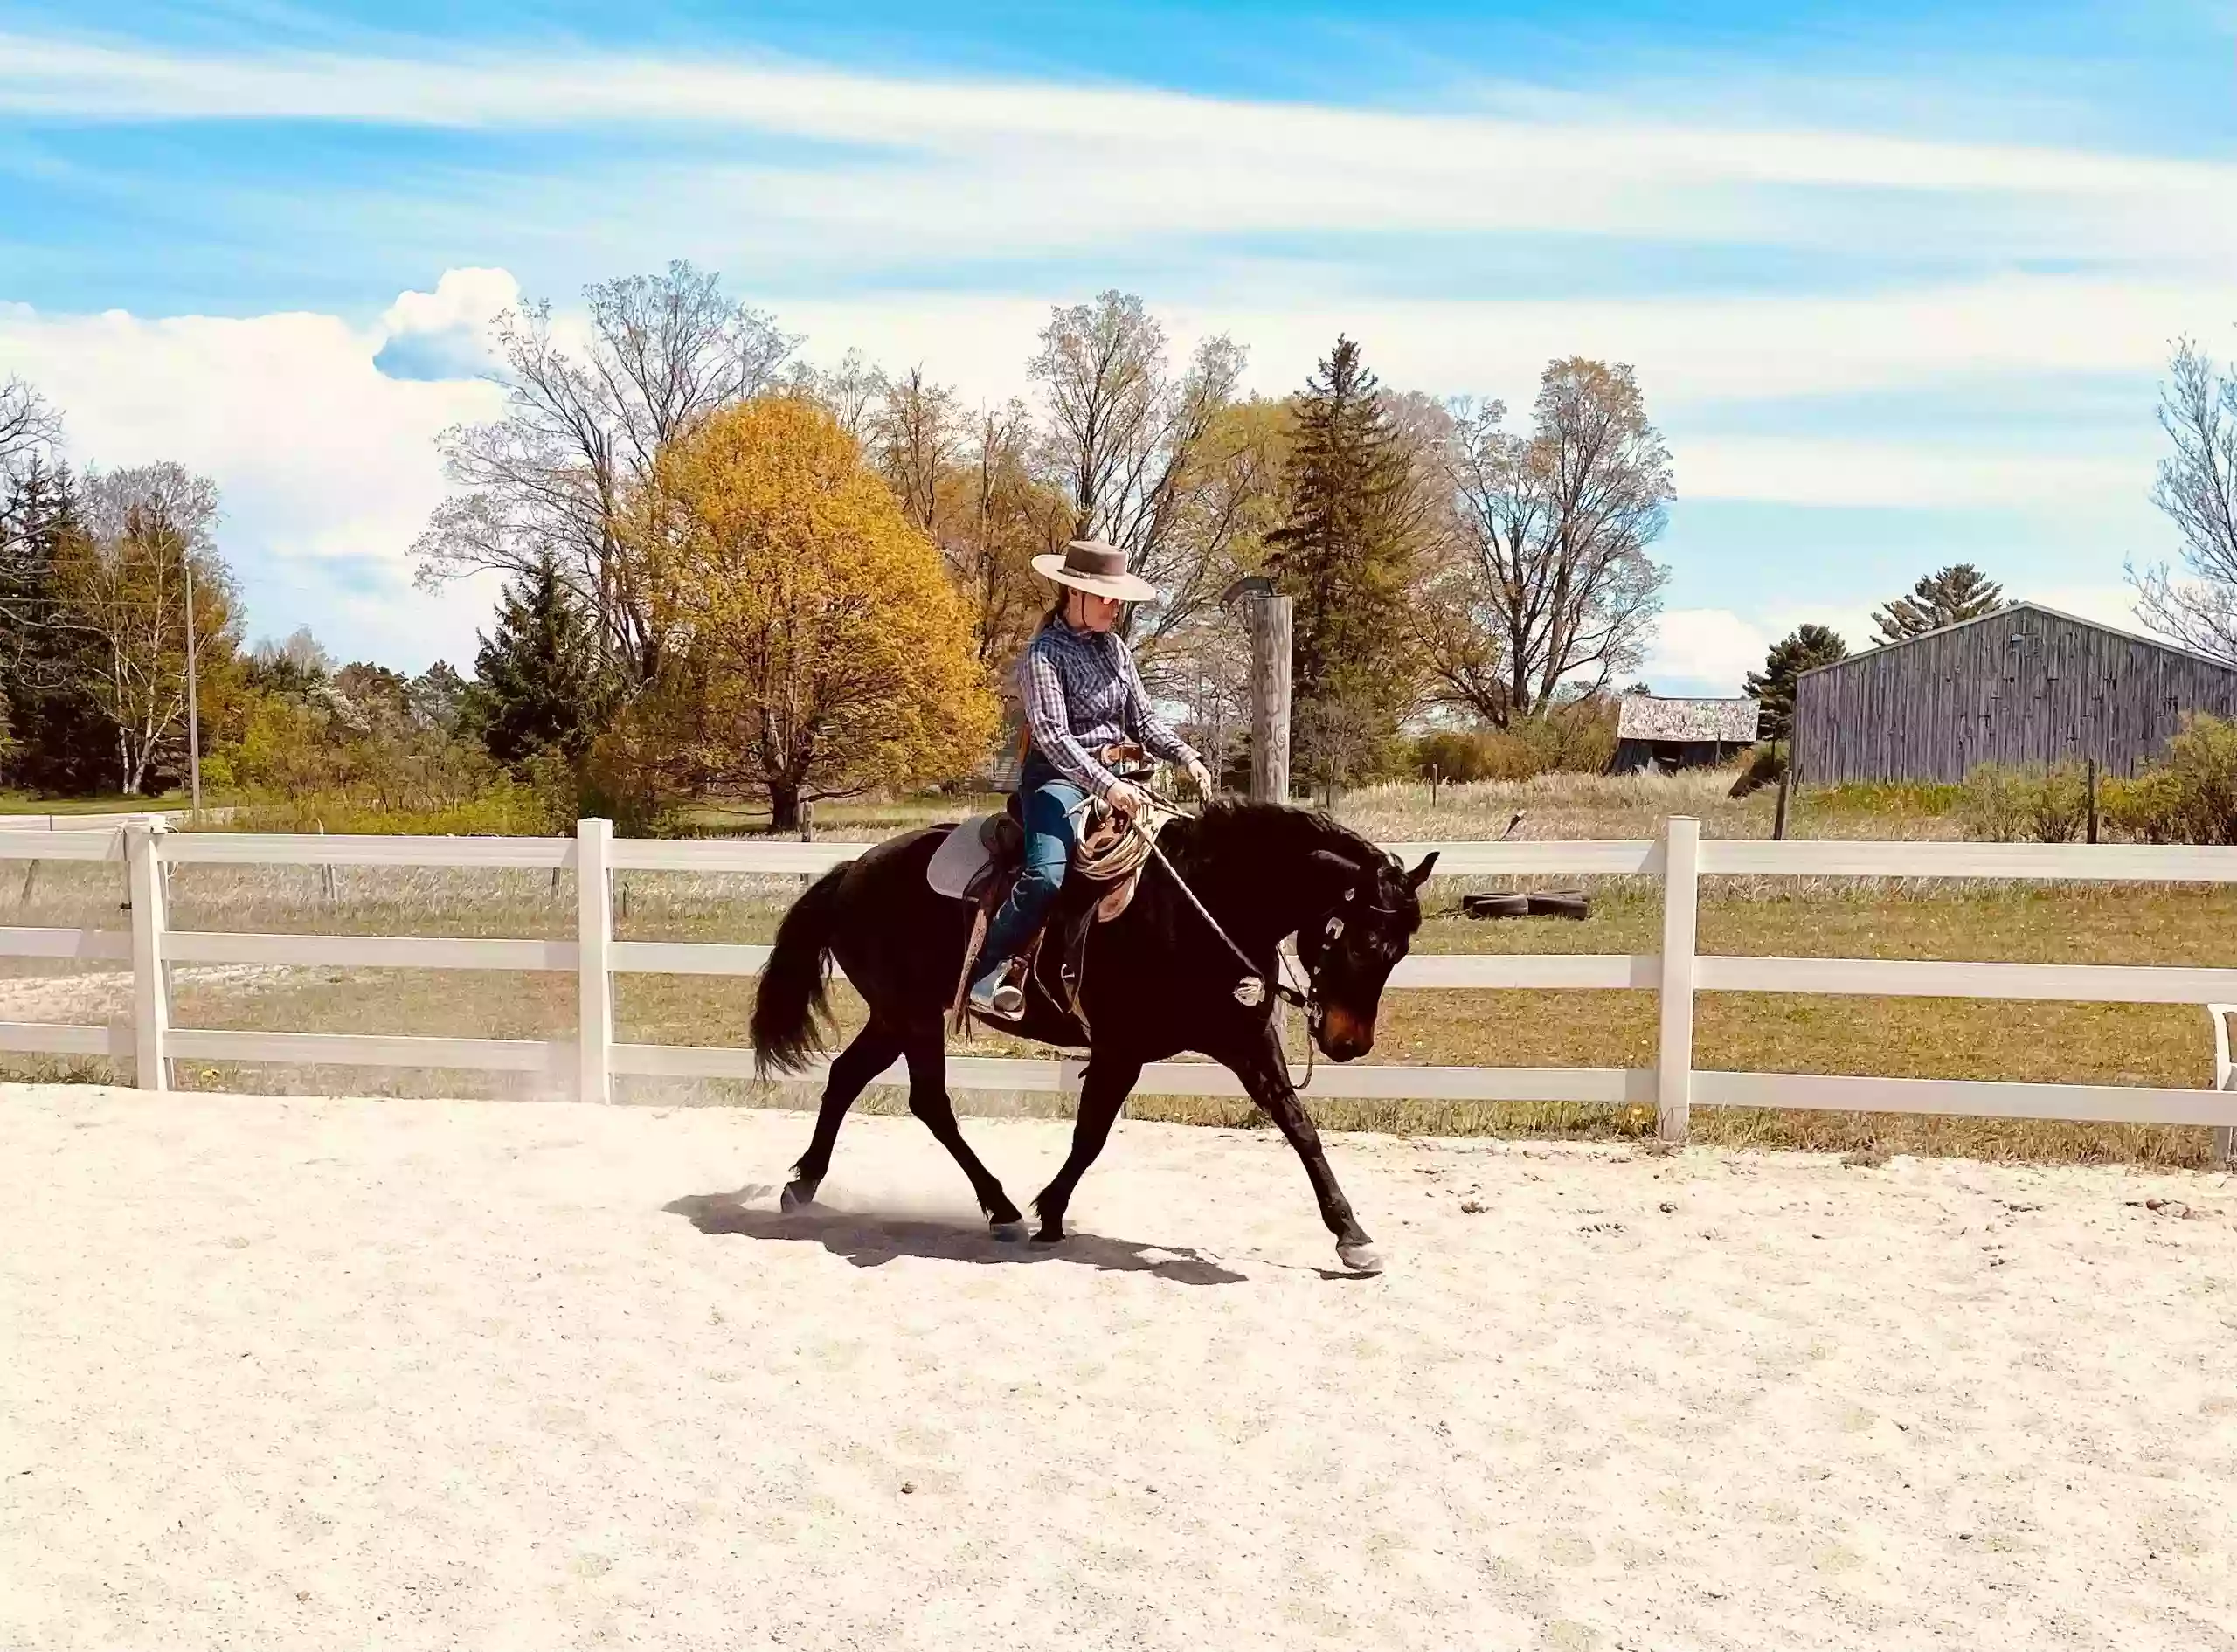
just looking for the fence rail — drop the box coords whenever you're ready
[1,815,2234,1162]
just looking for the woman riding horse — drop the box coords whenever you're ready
[750,543,1437,1273]
[966,539,1215,1021]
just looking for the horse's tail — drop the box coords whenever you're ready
[751,861,851,1077]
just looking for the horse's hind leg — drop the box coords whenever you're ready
[785,1021,901,1212]
[1031,1054,1143,1244]
[902,1031,1027,1238]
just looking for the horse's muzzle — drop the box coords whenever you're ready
[1316,1004,1375,1061]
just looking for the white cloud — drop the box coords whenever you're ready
[1678,435,2155,510]
[1643,608,1774,693]
[3,33,2234,277]
[0,284,510,667]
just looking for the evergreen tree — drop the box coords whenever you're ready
[0,459,108,793]
[1872,563,2004,645]
[1744,624,1848,742]
[472,556,613,767]
[1264,336,1422,779]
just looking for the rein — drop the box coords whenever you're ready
[1126,809,1323,1091]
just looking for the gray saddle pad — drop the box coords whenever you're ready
[926,814,1002,901]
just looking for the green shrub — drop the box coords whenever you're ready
[1958,762,2088,843]
[2102,715,2237,844]
[1408,700,1620,785]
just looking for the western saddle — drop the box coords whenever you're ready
[926,743,1167,1032]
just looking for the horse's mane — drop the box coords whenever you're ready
[1164,799,1389,878]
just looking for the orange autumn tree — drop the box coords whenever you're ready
[618,395,998,829]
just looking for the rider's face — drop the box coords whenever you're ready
[1069,591,1123,632]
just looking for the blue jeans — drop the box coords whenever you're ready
[972,755,1088,992]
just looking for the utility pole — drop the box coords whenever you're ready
[182,543,203,822]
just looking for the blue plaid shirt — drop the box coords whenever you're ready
[1019,620,1199,800]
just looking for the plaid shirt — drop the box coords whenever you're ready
[1020,620,1199,800]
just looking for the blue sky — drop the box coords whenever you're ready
[2,1,2233,689]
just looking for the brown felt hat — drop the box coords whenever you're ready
[1031,539,1160,604]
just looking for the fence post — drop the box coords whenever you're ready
[1656,814,1700,1144]
[125,815,170,1093]
[577,818,614,1105]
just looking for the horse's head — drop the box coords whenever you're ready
[1295,847,1438,1061]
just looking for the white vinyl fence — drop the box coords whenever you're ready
[3,815,2234,1161]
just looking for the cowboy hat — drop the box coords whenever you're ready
[1031,539,1160,604]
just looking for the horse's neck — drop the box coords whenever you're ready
[1177,815,1337,951]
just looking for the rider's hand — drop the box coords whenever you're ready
[1185,757,1215,798]
[1105,780,1152,817]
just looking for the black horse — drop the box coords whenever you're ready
[750,800,1436,1273]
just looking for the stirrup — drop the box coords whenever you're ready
[969,969,1026,1021]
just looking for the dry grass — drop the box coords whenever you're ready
[3,774,2232,1166]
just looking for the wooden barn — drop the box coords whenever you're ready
[1609,695,1761,774]
[1792,602,2237,785]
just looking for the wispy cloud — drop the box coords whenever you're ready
[3,31,2234,277]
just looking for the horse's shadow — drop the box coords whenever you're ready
[664,1189,1247,1286]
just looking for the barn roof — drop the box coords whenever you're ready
[1617,695,1761,742]
[1794,601,2237,681]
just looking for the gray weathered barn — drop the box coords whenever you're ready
[1792,602,2237,785]
[1609,695,1761,774]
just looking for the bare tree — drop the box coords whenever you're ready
[1028,292,1251,661]
[1417,361,1673,724]
[2131,338,2237,660]
[414,260,796,685]
[0,377,61,480]
[869,368,962,536]
[793,348,889,441]
[62,464,235,793]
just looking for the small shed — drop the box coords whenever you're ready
[1610,695,1761,775]
[1792,603,2237,785]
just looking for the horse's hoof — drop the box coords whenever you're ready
[1336,1241,1384,1275]
[1031,1228,1064,1247]
[779,1181,818,1214]
[990,1219,1028,1242]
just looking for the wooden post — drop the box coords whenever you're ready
[1248,594,1292,805]
[126,815,170,1093]
[1655,815,1700,1144]
[2086,758,2100,845]
[800,800,815,843]
[1771,760,1791,841]
[576,818,614,1105]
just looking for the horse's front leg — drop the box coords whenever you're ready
[1031,1053,1143,1244]
[1230,1026,1381,1274]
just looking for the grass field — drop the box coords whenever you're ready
[3,771,2232,1165]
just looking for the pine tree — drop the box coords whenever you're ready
[0,459,108,793]
[473,557,613,768]
[1744,624,1848,742]
[1872,564,2004,645]
[1264,336,1421,783]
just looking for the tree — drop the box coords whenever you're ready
[407,661,474,739]
[0,458,109,792]
[472,557,613,767]
[1028,292,1254,660]
[1265,336,1423,771]
[56,464,239,794]
[1744,624,1848,742]
[620,397,998,830]
[0,377,60,481]
[1416,361,1673,726]
[1871,563,2004,645]
[2130,338,2237,660]
[414,260,797,686]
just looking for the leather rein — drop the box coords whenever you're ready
[1124,802,1347,1093]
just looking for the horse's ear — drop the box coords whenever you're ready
[1406,852,1439,890]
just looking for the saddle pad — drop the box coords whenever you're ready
[926,815,1000,900]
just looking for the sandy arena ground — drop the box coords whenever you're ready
[4,1085,2236,1650]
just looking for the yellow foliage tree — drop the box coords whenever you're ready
[621,395,999,828]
